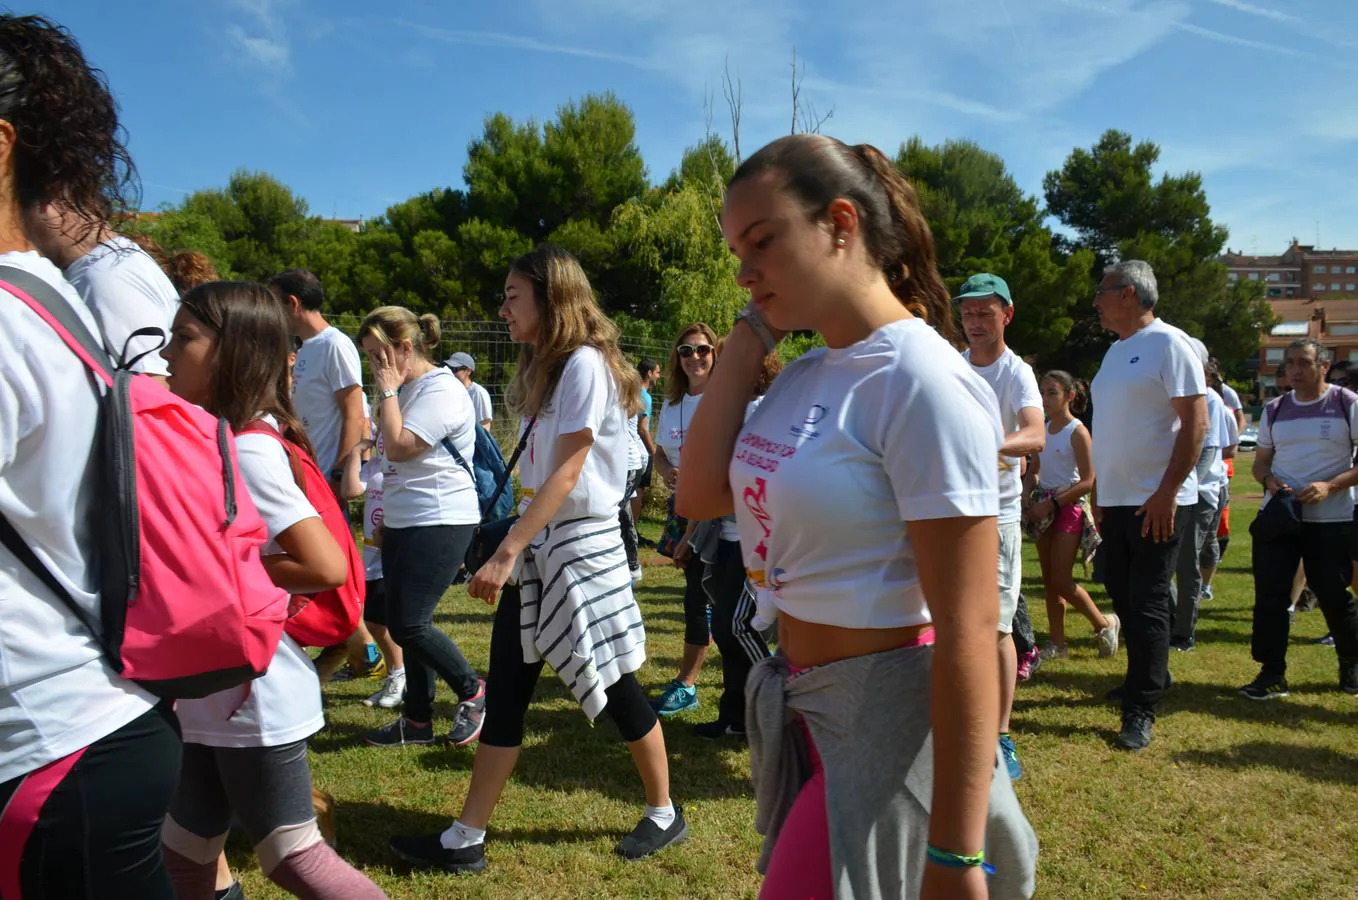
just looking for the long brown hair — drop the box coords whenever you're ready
[504,244,641,418]
[728,134,954,342]
[178,281,314,457]
[663,322,719,406]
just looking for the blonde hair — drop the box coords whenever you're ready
[664,323,719,406]
[356,306,441,361]
[504,244,641,419]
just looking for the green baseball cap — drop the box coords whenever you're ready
[952,273,1013,306]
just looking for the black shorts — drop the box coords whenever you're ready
[636,456,654,490]
[363,577,387,627]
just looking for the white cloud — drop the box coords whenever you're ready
[392,20,654,71]
[222,0,291,73]
[1205,0,1299,25]
[226,25,289,71]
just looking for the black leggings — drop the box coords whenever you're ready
[382,524,481,721]
[0,703,182,900]
[481,583,658,747]
[707,539,770,726]
[682,553,710,647]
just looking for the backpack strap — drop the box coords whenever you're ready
[239,420,307,489]
[0,514,106,649]
[0,266,114,386]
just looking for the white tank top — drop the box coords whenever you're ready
[1038,418,1081,490]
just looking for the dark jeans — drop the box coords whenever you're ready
[620,468,642,572]
[382,524,481,721]
[1251,519,1358,675]
[1100,505,1190,716]
[707,539,770,726]
[481,584,657,747]
[0,704,181,900]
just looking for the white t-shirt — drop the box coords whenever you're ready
[175,418,325,749]
[730,318,1002,630]
[1194,390,1227,506]
[175,417,325,748]
[466,380,493,424]
[656,392,703,468]
[1258,385,1358,522]
[1220,382,1243,414]
[519,346,629,524]
[1091,319,1206,508]
[964,347,1042,525]
[360,443,384,581]
[63,235,179,377]
[292,326,362,474]
[0,252,157,784]
[626,411,646,472]
[381,368,480,529]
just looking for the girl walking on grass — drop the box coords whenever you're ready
[1026,371,1119,660]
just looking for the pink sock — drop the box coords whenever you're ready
[267,841,388,900]
[162,847,218,900]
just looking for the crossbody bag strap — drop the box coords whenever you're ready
[478,416,537,524]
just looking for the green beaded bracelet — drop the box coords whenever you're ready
[925,844,996,875]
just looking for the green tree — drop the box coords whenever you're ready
[896,137,1092,364]
[1043,130,1274,373]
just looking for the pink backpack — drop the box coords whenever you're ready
[0,267,289,699]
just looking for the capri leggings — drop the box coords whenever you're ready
[682,552,710,647]
[480,583,658,747]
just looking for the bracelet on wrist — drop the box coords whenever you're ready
[737,304,778,354]
[926,844,996,874]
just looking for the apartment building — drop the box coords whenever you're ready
[1223,240,1358,301]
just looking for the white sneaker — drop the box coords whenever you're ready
[363,672,406,709]
[631,567,644,584]
[1096,613,1121,658]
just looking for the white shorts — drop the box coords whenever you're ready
[997,521,1021,635]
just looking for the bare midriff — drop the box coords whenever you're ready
[779,612,932,670]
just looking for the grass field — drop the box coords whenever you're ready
[231,466,1358,899]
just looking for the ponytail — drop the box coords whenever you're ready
[418,313,441,355]
[1043,370,1087,416]
[729,134,954,342]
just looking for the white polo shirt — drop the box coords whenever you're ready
[1091,319,1206,508]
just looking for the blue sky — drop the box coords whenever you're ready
[47,0,1358,254]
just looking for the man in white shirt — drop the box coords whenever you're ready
[956,272,1047,782]
[1244,339,1358,700]
[23,206,179,379]
[1091,260,1207,751]
[269,269,365,484]
[445,352,493,429]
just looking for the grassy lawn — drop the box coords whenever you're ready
[232,464,1358,899]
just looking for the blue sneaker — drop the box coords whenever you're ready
[651,680,698,717]
[999,734,1022,781]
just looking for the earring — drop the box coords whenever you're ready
[835,236,846,247]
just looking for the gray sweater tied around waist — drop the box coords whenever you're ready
[746,643,1038,899]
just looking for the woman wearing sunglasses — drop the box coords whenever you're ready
[649,324,719,716]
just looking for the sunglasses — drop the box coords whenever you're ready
[677,344,714,360]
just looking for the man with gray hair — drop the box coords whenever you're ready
[1090,260,1207,750]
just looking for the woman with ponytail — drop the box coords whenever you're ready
[356,307,487,749]
[1026,370,1118,660]
[677,135,1036,898]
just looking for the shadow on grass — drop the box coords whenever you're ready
[1173,742,1358,786]
[412,705,755,803]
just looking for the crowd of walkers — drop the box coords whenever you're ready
[4,12,1358,900]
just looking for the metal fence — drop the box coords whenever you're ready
[330,315,672,434]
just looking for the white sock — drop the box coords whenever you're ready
[644,804,676,829]
[388,667,405,678]
[439,820,485,850]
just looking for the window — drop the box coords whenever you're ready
[1314,265,1328,274]
[1227,272,1238,281]
[1267,288,1281,297]
[1266,272,1281,282]
[1349,283,1357,292]
[1330,324,1358,336]
[1332,283,1342,291]
[1348,266,1356,274]
[1265,348,1285,364]
[1271,321,1310,336]
[1316,283,1327,291]
[1248,272,1260,280]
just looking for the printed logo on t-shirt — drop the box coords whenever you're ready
[1129,356,1140,364]
[743,476,773,587]
[368,503,384,533]
[789,404,827,440]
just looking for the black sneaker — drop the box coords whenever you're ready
[1170,636,1196,653]
[1106,671,1173,704]
[1295,588,1319,612]
[1114,710,1154,751]
[692,720,746,741]
[448,680,486,747]
[1239,670,1289,701]
[389,832,487,874]
[364,717,435,747]
[215,882,246,900]
[1339,659,1358,695]
[615,805,689,860]
[1314,633,1336,646]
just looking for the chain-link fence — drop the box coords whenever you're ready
[330,314,672,444]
